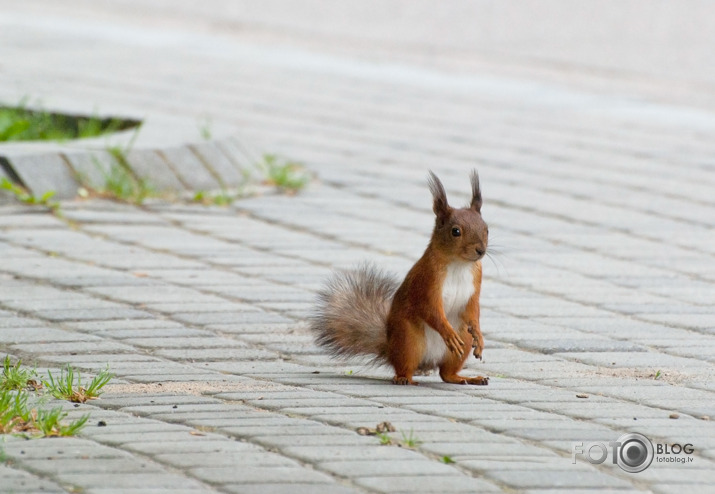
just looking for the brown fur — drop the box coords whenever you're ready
[310,170,489,386]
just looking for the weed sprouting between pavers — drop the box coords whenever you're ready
[44,365,113,403]
[191,154,311,207]
[34,407,90,437]
[399,429,423,449]
[101,145,155,204]
[197,116,212,140]
[258,154,310,192]
[358,421,424,450]
[191,189,242,207]
[375,429,423,449]
[0,178,59,212]
[1,356,39,392]
[78,126,157,205]
[0,389,90,437]
[0,357,113,438]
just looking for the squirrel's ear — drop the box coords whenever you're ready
[470,169,482,213]
[428,171,450,222]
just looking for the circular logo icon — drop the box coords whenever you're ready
[616,433,654,473]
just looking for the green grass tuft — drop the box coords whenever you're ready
[400,429,422,449]
[44,365,113,403]
[0,178,59,211]
[197,116,212,140]
[34,407,90,437]
[0,389,89,437]
[258,154,309,192]
[1,356,38,391]
[377,432,393,445]
[101,146,155,204]
[1,359,106,438]
[192,189,241,207]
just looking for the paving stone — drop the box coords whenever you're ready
[121,440,264,456]
[120,336,247,349]
[101,327,211,339]
[174,311,294,325]
[153,348,278,361]
[421,441,556,459]
[354,475,501,493]
[650,484,715,494]
[485,468,632,489]
[55,472,208,490]
[97,394,223,408]
[85,490,210,494]
[190,466,335,484]
[84,285,230,304]
[202,361,317,376]
[11,340,137,355]
[318,458,461,477]
[19,457,166,474]
[244,396,378,411]
[159,146,221,190]
[1,437,135,460]
[222,484,361,494]
[69,320,191,334]
[153,451,297,468]
[280,445,431,463]
[121,373,240,383]
[189,142,245,186]
[0,326,85,343]
[126,149,187,191]
[524,491,639,494]
[553,351,712,370]
[63,149,116,191]
[5,152,79,199]
[253,433,378,448]
[118,403,251,417]
[0,464,67,493]
[517,338,647,353]
[30,308,154,321]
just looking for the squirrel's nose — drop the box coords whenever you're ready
[476,248,485,257]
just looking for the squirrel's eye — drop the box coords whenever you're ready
[451,227,461,237]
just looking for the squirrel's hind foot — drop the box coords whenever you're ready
[392,376,418,386]
[441,374,489,386]
[465,375,489,385]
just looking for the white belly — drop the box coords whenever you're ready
[422,261,475,367]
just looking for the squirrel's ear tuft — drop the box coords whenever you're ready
[470,169,482,213]
[428,170,450,221]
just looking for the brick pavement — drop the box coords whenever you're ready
[1,2,715,493]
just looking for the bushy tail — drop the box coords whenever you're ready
[310,264,399,365]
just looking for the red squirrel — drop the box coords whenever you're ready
[311,170,489,386]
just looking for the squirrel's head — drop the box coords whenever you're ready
[428,170,488,263]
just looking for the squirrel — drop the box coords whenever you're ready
[311,170,489,386]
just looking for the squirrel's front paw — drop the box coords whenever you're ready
[444,331,465,357]
[467,323,484,360]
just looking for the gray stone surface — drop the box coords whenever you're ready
[2,151,78,199]
[126,149,187,192]
[159,146,222,191]
[1,2,714,493]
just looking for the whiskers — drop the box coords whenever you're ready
[484,238,510,277]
